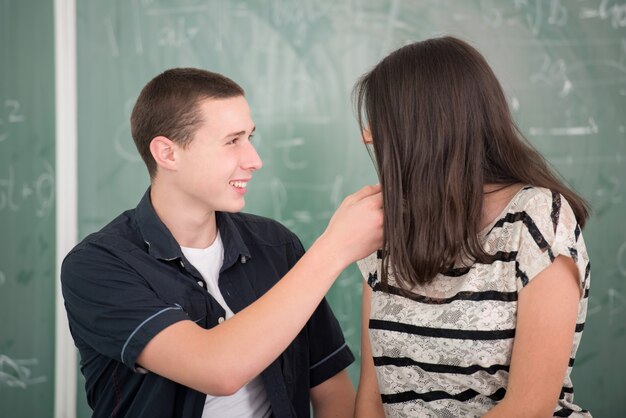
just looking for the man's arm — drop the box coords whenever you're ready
[310,370,355,418]
[137,185,383,396]
[354,283,385,418]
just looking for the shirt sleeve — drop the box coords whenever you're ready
[356,251,381,289]
[61,243,192,371]
[514,190,590,294]
[287,234,355,387]
[306,298,355,387]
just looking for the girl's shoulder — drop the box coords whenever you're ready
[487,185,576,235]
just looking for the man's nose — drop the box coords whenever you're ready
[243,141,263,171]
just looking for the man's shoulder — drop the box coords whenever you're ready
[67,209,142,257]
[225,212,300,247]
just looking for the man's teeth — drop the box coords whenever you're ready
[230,181,247,188]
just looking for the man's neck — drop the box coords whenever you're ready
[150,180,218,249]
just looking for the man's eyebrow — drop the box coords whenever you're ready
[224,126,256,138]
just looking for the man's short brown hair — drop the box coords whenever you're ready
[130,68,244,178]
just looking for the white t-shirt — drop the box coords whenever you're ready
[181,233,272,418]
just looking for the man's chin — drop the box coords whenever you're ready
[222,201,246,213]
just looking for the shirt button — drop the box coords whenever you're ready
[197,281,204,287]
[180,260,185,267]
[218,317,225,323]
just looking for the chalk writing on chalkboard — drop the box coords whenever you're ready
[0,355,46,388]
[0,99,26,143]
[618,241,626,276]
[479,0,568,34]
[0,163,55,218]
[587,287,626,321]
[529,54,572,96]
[580,2,626,28]
[275,138,308,170]
[528,118,599,137]
[607,289,626,324]
[0,100,53,217]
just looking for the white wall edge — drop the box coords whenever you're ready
[54,0,78,417]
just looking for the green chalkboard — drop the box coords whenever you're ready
[77,1,625,417]
[0,1,56,417]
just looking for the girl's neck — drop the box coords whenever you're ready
[480,183,524,230]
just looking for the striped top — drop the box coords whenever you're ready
[357,186,591,418]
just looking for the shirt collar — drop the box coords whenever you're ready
[135,188,251,267]
[135,188,182,261]
[216,211,251,272]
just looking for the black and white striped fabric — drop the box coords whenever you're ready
[358,186,591,418]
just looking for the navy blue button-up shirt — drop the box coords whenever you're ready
[61,189,354,418]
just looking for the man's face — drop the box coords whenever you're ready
[174,95,262,213]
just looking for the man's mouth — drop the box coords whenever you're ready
[229,181,248,189]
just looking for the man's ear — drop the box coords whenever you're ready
[149,136,178,172]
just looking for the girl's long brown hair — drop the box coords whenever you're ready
[353,36,589,288]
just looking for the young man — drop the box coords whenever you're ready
[61,68,382,418]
